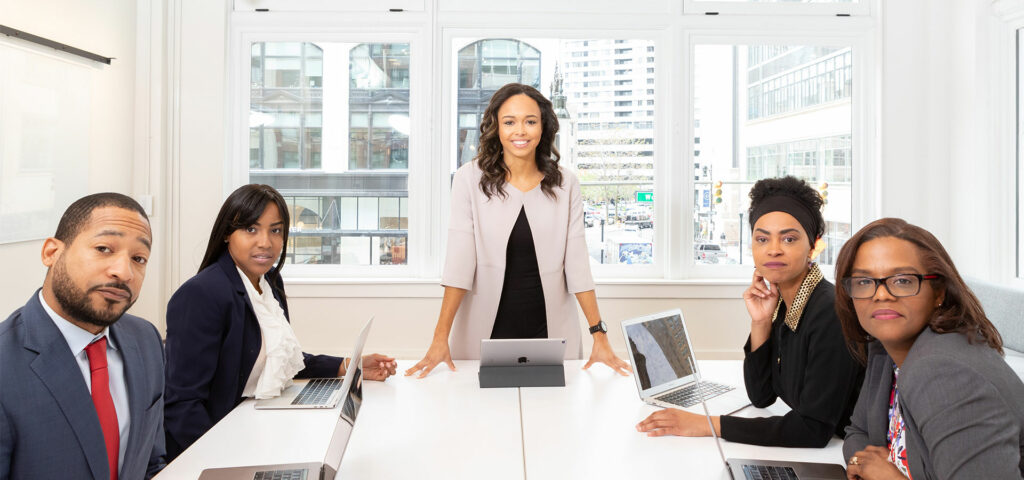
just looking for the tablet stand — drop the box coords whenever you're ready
[478,364,566,388]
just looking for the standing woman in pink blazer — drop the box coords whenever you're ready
[405,83,631,377]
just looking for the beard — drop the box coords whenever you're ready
[51,257,136,329]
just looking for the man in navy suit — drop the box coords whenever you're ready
[0,193,166,480]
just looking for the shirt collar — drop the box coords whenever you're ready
[770,262,823,332]
[38,290,118,356]
[236,266,272,301]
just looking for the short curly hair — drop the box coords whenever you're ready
[747,176,825,247]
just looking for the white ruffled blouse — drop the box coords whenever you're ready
[238,267,306,399]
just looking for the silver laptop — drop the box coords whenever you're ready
[693,358,847,480]
[480,338,566,367]
[198,336,366,480]
[254,317,372,410]
[621,309,749,415]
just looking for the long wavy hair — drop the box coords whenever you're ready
[834,217,1003,363]
[476,83,562,199]
[198,184,291,299]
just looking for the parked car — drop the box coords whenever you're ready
[623,210,653,229]
[695,243,727,263]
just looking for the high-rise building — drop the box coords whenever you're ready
[559,40,656,185]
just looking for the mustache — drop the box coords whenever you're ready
[88,282,133,299]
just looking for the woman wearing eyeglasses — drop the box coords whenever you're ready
[638,176,864,447]
[836,218,1024,479]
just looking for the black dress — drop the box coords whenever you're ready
[491,207,548,339]
[719,280,865,448]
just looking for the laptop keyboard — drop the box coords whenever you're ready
[655,380,734,408]
[291,378,342,406]
[742,465,799,480]
[253,469,308,480]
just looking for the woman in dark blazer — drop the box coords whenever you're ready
[836,218,1024,479]
[163,184,396,460]
[638,176,864,447]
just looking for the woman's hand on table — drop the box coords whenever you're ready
[636,408,717,437]
[583,335,632,376]
[404,337,456,378]
[362,353,398,381]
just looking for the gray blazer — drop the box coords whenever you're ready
[442,162,595,360]
[0,291,167,479]
[844,328,1024,479]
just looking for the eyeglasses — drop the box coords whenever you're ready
[842,273,941,299]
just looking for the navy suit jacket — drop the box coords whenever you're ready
[163,251,343,460]
[0,291,167,480]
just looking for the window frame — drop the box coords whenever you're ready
[682,26,878,281]
[229,16,432,278]
[992,0,1024,285]
[224,6,879,284]
[233,0,427,12]
[682,0,869,17]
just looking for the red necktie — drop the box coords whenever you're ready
[85,337,119,480]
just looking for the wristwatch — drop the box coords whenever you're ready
[588,320,608,335]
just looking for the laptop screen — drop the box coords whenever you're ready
[622,310,697,396]
[340,366,362,425]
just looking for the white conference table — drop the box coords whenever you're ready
[520,360,845,480]
[155,360,845,479]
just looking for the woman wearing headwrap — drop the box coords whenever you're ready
[637,176,864,447]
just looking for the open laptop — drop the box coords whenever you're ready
[480,338,566,366]
[198,335,366,480]
[621,309,749,415]
[692,358,847,480]
[254,317,372,410]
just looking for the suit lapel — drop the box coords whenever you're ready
[23,295,107,480]
[218,251,261,398]
[868,348,894,447]
[113,323,147,477]
[900,408,929,479]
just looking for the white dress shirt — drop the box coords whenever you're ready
[237,267,305,399]
[39,291,129,474]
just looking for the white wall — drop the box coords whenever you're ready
[878,0,1020,283]
[0,0,166,324]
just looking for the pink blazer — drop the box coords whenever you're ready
[442,162,596,360]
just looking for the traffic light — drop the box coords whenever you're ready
[713,180,723,204]
[818,182,829,206]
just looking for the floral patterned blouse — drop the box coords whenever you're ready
[888,365,912,478]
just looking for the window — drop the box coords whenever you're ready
[349,44,411,170]
[249,41,411,266]
[250,43,322,169]
[693,44,853,267]
[230,6,874,281]
[454,38,657,268]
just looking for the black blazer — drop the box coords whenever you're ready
[163,251,343,460]
[720,280,865,447]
